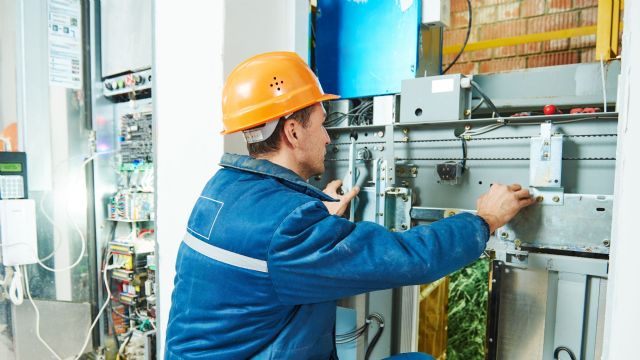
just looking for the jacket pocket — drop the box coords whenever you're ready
[187,196,224,240]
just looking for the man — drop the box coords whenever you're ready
[165,52,535,359]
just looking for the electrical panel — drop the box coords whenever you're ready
[317,61,619,359]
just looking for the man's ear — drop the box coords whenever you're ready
[282,119,300,148]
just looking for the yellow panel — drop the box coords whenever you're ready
[418,277,449,358]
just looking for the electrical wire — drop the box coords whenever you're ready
[35,151,113,272]
[72,252,124,360]
[600,58,608,113]
[443,0,472,74]
[554,346,577,360]
[24,266,63,360]
[325,100,374,128]
[470,80,502,118]
[364,313,384,360]
[8,265,24,305]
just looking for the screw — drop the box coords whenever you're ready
[401,224,408,230]
[514,239,522,249]
[375,145,385,151]
[501,232,509,239]
[552,196,560,203]
[410,167,417,175]
[402,128,409,134]
[536,196,544,203]
[543,152,549,158]
[377,131,384,138]
[464,109,471,116]
[464,124,472,131]
[402,136,409,142]
[603,239,610,247]
[398,167,405,174]
[332,146,339,153]
[402,195,409,202]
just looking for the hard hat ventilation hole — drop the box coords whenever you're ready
[270,84,273,87]
[277,87,281,91]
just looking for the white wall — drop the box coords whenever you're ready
[223,0,309,155]
[602,1,640,358]
[153,1,225,356]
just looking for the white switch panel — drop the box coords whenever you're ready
[0,199,38,266]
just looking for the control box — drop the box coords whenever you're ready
[0,199,38,266]
[400,74,471,123]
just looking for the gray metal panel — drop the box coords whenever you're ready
[11,300,92,359]
[400,74,468,123]
[473,61,620,112]
[554,272,587,359]
[497,267,548,360]
[497,194,613,253]
[100,0,152,77]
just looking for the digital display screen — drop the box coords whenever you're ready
[0,163,22,172]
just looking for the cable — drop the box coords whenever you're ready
[600,58,608,113]
[8,265,24,305]
[470,80,502,118]
[364,313,384,360]
[72,253,122,360]
[443,0,472,74]
[24,266,63,360]
[553,346,577,360]
[36,152,111,272]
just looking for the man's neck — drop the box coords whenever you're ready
[256,151,308,180]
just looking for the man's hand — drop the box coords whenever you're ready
[322,179,360,216]
[476,183,536,233]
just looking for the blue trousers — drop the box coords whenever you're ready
[384,353,436,360]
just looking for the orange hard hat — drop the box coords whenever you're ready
[221,52,339,135]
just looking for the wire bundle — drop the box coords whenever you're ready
[325,100,374,128]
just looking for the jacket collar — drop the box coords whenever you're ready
[220,153,337,202]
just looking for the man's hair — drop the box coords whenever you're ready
[247,105,315,157]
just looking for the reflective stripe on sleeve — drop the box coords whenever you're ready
[183,232,268,273]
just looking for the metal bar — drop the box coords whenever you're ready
[486,260,504,360]
[444,26,597,55]
[596,0,622,61]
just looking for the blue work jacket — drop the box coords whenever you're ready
[165,153,489,360]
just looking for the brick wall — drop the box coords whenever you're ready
[443,0,600,74]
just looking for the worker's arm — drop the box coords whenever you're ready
[267,183,534,305]
[268,203,487,304]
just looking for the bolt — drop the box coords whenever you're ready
[603,239,610,247]
[402,136,409,142]
[536,196,544,203]
[464,109,471,116]
[377,131,384,138]
[410,167,417,175]
[514,239,522,249]
[501,232,509,239]
[552,196,560,203]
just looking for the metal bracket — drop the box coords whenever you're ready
[530,123,565,206]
